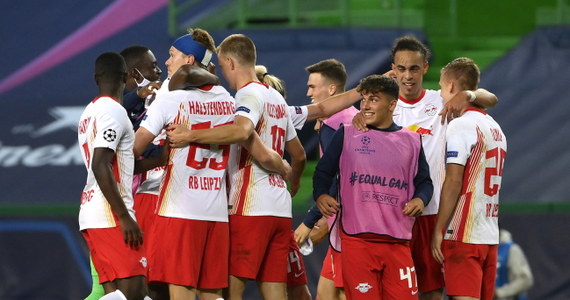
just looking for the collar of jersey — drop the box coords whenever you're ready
[464,107,487,115]
[241,81,269,89]
[398,89,426,105]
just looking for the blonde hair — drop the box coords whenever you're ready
[217,34,256,67]
[441,57,480,90]
[255,65,286,97]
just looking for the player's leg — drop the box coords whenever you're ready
[286,232,311,300]
[228,275,248,300]
[480,245,498,300]
[287,285,312,300]
[115,275,147,300]
[411,215,444,300]
[340,237,381,300]
[256,217,291,300]
[197,222,229,300]
[168,284,197,300]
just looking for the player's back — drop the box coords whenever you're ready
[228,82,296,218]
[141,86,235,222]
[444,108,506,244]
[77,96,135,230]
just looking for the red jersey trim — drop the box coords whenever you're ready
[464,107,487,115]
[198,84,214,91]
[240,81,269,89]
[398,89,426,105]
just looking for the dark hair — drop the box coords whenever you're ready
[356,75,399,100]
[119,45,150,69]
[95,52,127,82]
[305,59,347,92]
[441,57,480,90]
[391,36,431,62]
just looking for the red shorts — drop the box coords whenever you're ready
[320,246,343,287]
[147,216,229,289]
[229,215,291,282]
[82,227,147,284]
[410,214,444,292]
[133,193,158,238]
[442,241,498,300]
[286,231,308,287]
[341,235,417,300]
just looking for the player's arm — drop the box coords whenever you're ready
[305,89,361,122]
[133,127,168,174]
[241,133,292,180]
[403,144,433,217]
[91,147,142,248]
[440,89,498,124]
[284,136,306,197]
[313,127,344,217]
[168,64,220,91]
[431,163,464,264]
[167,115,254,147]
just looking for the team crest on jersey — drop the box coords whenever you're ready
[102,129,117,142]
[424,104,438,116]
[139,257,148,268]
[355,283,373,293]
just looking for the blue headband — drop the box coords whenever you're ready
[172,34,213,66]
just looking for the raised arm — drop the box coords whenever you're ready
[168,64,220,91]
[440,88,498,124]
[305,88,361,122]
[91,148,142,249]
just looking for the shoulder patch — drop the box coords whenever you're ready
[236,106,251,113]
[447,151,458,158]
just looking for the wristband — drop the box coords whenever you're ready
[466,90,476,103]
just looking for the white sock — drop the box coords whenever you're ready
[144,296,153,300]
[99,289,127,300]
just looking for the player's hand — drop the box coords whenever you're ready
[294,223,312,246]
[316,194,340,218]
[166,124,191,148]
[288,174,300,197]
[309,217,329,245]
[383,69,397,79]
[402,197,424,217]
[137,81,161,99]
[280,159,292,182]
[439,90,469,124]
[431,229,444,264]
[352,112,368,132]
[118,215,143,249]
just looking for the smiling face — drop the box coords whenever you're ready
[360,91,396,128]
[306,72,334,104]
[392,50,428,101]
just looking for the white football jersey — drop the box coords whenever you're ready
[228,82,297,218]
[444,108,506,244]
[140,86,235,222]
[288,105,308,130]
[77,96,135,230]
[393,89,447,215]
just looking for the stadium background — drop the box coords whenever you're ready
[0,0,569,298]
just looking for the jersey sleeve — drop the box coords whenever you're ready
[445,118,476,166]
[288,105,308,130]
[140,95,174,136]
[285,116,298,142]
[235,90,263,126]
[93,112,126,151]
